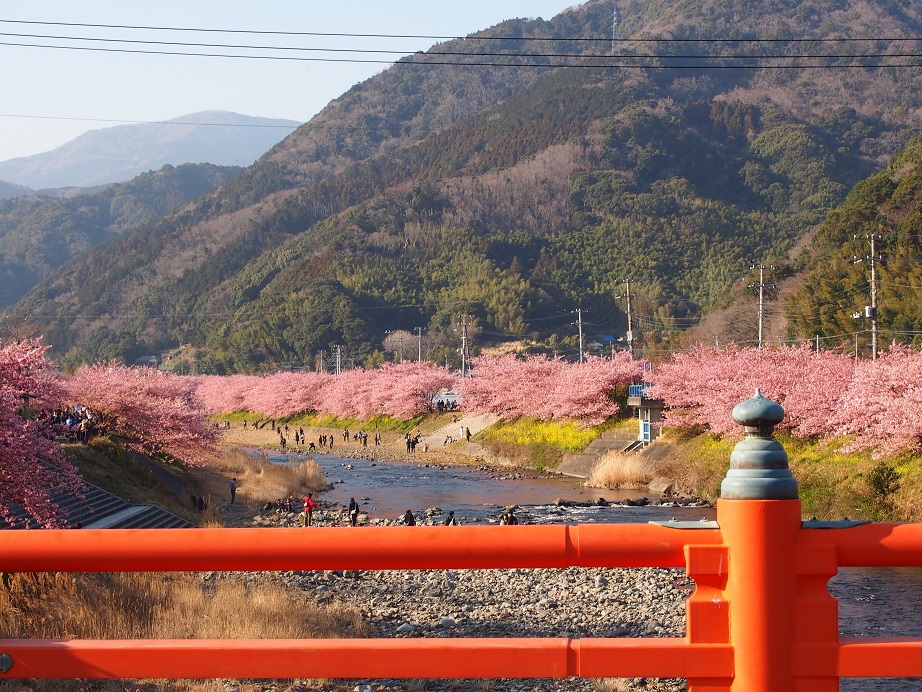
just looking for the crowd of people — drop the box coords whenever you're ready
[44,407,98,443]
[248,488,521,528]
[225,414,524,527]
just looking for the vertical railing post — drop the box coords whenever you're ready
[714,389,839,691]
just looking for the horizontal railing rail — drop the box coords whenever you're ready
[0,524,717,572]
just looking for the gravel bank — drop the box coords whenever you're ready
[218,507,691,692]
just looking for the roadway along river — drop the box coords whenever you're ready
[272,451,922,691]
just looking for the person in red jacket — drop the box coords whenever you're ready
[303,493,316,526]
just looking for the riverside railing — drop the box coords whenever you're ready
[3,390,922,690]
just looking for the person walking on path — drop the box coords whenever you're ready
[349,497,359,527]
[230,478,238,504]
[303,493,316,526]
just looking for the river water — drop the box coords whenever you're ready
[273,451,922,690]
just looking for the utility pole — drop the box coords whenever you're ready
[615,280,637,358]
[854,232,881,360]
[758,264,765,349]
[415,327,423,363]
[459,314,469,378]
[335,345,342,376]
[577,308,584,363]
[869,233,879,361]
[624,279,634,357]
[751,264,772,349]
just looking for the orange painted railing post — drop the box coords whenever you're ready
[714,389,839,691]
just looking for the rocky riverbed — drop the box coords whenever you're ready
[219,506,692,692]
[211,426,696,691]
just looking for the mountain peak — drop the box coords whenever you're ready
[0,111,300,189]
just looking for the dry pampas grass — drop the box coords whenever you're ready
[587,450,653,489]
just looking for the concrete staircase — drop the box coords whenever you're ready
[422,413,500,449]
[1,478,193,530]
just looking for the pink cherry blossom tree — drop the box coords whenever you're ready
[459,353,642,426]
[366,362,456,420]
[195,374,263,415]
[0,338,82,528]
[646,344,856,438]
[828,345,922,457]
[65,364,219,465]
[319,362,454,420]
[195,363,454,422]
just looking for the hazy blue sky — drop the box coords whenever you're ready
[0,1,585,161]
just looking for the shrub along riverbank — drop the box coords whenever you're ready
[630,428,922,523]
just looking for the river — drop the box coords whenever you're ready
[273,450,922,691]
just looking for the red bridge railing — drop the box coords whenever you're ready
[3,391,922,690]
[2,517,922,689]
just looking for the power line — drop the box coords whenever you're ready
[0,24,921,68]
[3,30,922,62]
[3,19,922,44]
[3,39,922,68]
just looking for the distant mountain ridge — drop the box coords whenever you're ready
[0,111,299,189]
[0,180,31,199]
[0,163,241,308]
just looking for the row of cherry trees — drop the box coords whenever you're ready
[647,344,922,457]
[1,339,218,527]
[457,353,643,427]
[8,337,922,527]
[196,362,456,421]
[0,339,81,528]
[193,347,922,457]
[195,355,643,427]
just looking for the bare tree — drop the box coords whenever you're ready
[383,329,415,362]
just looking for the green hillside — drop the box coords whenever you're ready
[10,0,922,370]
[0,163,240,307]
[787,133,922,351]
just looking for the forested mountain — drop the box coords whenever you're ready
[0,112,297,189]
[0,163,240,307]
[0,181,31,199]
[787,132,922,352]
[10,0,922,371]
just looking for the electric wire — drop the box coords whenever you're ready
[0,22,921,68]
[3,29,922,63]
[2,39,921,68]
[3,18,922,43]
